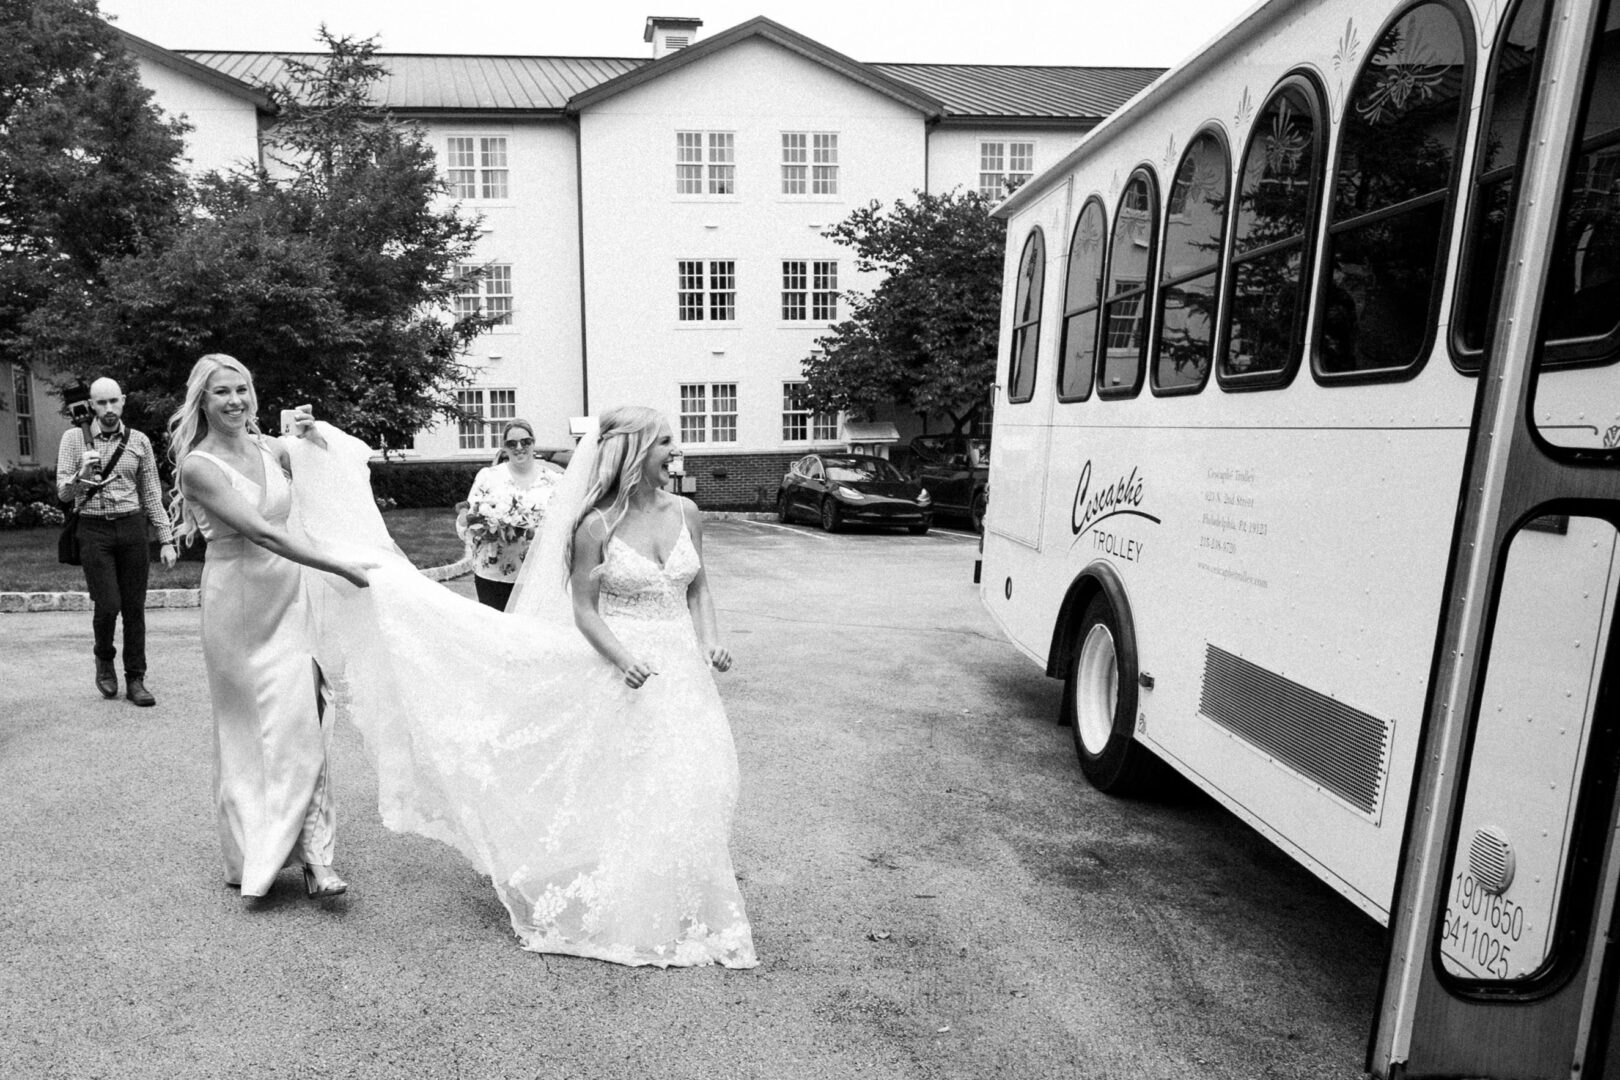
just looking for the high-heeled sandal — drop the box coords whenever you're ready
[303,864,348,898]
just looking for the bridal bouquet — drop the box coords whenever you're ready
[464,492,545,547]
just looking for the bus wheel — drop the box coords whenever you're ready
[1062,593,1154,795]
[820,498,842,533]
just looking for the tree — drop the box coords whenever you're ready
[23,28,495,448]
[0,0,188,391]
[803,189,1005,431]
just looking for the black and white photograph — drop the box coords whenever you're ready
[2,0,1618,1075]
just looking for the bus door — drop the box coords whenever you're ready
[1370,0,1620,1075]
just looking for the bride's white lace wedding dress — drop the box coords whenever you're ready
[291,426,757,969]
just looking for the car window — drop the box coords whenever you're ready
[825,458,904,483]
[806,458,824,479]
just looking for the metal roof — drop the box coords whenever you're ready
[178,49,1163,121]
[871,64,1164,121]
[179,52,647,112]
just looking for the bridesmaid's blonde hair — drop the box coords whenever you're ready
[165,353,261,545]
[571,405,666,566]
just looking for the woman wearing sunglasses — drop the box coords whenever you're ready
[456,419,564,609]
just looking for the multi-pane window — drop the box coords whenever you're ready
[781,133,839,195]
[812,261,838,320]
[677,131,735,195]
[781,133,808,195]
[782,382,838,442]
[782,261,807,319]
[488,389,516,426]
[979,141,1035,199]
[455,389,487,450]
[677,260,737,321]
[679,383,739,444]
[446,137,508,200]
[781,261,838,321]
[12,365,33,459]
[453,264,514,325]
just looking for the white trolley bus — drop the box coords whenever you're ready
[982,0,1620,1072]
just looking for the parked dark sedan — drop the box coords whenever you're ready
[907,433,989,531]
[777,453,932,534]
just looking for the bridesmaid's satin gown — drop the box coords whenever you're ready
[190,444,335,897]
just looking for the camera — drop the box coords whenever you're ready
[64,383,92,425]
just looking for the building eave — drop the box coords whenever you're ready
[567,16,944,118]
[112,25,274,112]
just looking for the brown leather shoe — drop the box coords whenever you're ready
[95,660,118,699]
[125,677,155,707]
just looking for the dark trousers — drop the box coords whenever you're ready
[473,575,514,611]
[78,514,151,677]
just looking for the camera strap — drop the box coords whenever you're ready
[73,430,130,511]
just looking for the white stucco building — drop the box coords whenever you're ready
[5,15,1160,505]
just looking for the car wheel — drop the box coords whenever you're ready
[1060,592,1159,795]
[907,522,930,535]
[777,492,792,524]
[970,490,988,533]
[819,498,842,533]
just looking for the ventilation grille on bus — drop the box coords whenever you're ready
[1199,644,1392,816]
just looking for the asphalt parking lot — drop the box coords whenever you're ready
[0,517,1383,1079]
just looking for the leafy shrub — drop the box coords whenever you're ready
[0,466,58,507]
[367,461,485,509]
[0,500,67,528]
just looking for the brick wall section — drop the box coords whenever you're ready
[678,452,800,511]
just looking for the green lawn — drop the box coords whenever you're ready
[0,507,467,593]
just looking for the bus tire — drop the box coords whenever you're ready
[820,498,842,533]
[1062,593,1156,795]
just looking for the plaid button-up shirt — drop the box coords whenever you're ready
[55,424,174,544]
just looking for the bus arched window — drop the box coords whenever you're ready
[1459,0,1620,371]
[1058,198,1108,401]
[1154,131,1230,394]
[1540,0,1620,364]
[1221,77,1326,386]
[1317,2,1473,379]
[1099,170,1159,397]
[1456,0,1547,363]
[1006,228,1046,404]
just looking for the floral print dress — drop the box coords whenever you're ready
[458,463,559,582]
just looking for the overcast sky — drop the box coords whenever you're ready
[97,0,1258,69]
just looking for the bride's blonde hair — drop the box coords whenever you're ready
[571,405,666,565]
[165,353,261,545]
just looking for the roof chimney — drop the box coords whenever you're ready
[644,15,703,59]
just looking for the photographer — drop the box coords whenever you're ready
[55,378,178,707]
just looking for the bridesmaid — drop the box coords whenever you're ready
[457,418,562,610]
[166,354,372,900]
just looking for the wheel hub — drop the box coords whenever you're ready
[1075,623,1118,756]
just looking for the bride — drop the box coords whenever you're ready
[296,404,757,969]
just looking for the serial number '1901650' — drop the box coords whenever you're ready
[1442,870,1528,980]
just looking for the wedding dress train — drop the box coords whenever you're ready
[289,426,757,968]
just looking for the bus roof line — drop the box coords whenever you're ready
[992,0,1295,222]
